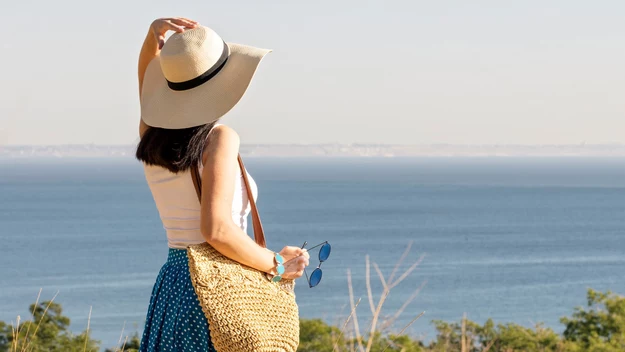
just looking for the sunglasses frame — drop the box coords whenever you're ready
[301,241,331,288]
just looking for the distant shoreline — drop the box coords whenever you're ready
[1,143,625,158]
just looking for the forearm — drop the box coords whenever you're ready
[203,222,276,274]
[138,29,158,93]
[138,18,197,95]
[137,29,159,135]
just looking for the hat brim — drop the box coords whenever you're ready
[141,43,271,129]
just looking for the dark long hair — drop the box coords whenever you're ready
[136,122,217,173]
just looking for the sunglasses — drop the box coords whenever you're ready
[300,241,331,288]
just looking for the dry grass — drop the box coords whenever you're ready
[8,289,99,352]
[9,242,432,352]
[9,289,63,352]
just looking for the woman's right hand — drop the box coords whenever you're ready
[278,246,310,280]
[150,18,199,49]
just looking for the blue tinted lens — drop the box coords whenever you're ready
[309,268,323,287]
[319,243,331,262]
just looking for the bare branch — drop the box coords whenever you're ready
[388,241,413,284]
[342,244,428,352]
[366,287,391,352]
[389,254,425,289]
[347,269,365,352]
[11,316,19,352]
[372,262,388,290]
[384,280,428,329]
[348,329,355,352]
[377,313,396,334]
[116,321,127,352]
[381,311,425,352]
[83,306,92,352]
[333,297,361,352]
[365,256,376,316]
[361,289,392,338]
[483,338,497,352]
[121,335,129,352]
[461,313,467,352]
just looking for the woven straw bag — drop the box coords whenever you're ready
[187,155,300,352]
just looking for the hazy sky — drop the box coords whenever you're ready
[1,1,623,145]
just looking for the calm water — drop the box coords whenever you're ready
[1,157,624,349]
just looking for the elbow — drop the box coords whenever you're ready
[200,217,230,244]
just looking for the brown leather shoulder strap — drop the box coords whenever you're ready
[190,154,266,248]
[190,162,202,203]
[237,155,266,248]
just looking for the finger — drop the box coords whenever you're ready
[174,17,198,23]
[180,18,198,24]
[171,18,198,28]
[157,34,165,49]
[284,257,300,265]
[165,22,186,33]
[297,257,309,267]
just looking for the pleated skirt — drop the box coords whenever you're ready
[140,248,217,352]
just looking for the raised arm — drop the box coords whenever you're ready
[138,18,199,136]
[200,125,309,280]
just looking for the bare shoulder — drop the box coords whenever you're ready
[203,124,240,163]
[208,124,240,146]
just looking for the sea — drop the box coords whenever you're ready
[1,157,624,350]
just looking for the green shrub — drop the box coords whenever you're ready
[1,288,623,352]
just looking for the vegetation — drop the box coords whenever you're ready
[299,288,625,352]
[0,298,99,352]
[297,243,625,352]
[0,289,623,352]
[0,291,139,352]
[1,245,623,351]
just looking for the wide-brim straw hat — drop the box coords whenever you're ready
[141,26,271,129]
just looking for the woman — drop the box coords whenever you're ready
[135,18,310,351]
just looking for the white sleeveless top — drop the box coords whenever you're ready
[142,128,258,249]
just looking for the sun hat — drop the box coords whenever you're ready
[140,26,271,129]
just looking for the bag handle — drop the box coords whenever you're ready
[190,154,267,248]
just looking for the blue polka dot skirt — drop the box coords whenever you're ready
[140,248,217,352]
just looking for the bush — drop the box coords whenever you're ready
[1,288,623,352]
[0,300,99,352]
[298,289,625,352]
